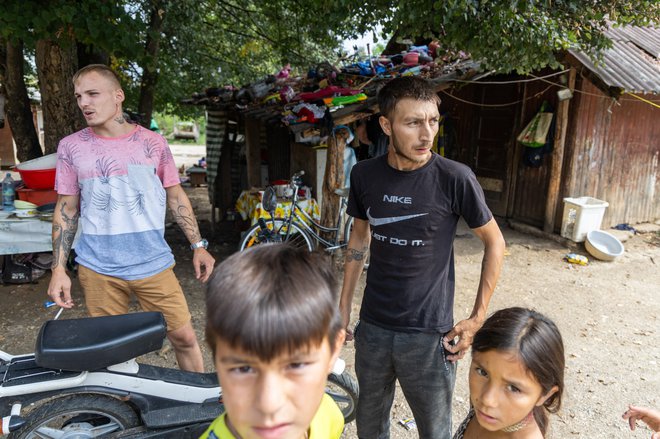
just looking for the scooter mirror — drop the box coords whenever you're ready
[262,186,277,213]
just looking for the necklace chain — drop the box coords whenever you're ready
[501,411,532,433]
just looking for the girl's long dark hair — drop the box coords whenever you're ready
[472,307,565,435]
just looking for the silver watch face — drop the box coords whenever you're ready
[192,239,208,249]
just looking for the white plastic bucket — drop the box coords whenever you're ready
[560,196,609,242]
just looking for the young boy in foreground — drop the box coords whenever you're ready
[200,244,346,439]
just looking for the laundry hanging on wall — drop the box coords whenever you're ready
[518,102,555,167]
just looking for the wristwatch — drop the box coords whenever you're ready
[190,239,209,250]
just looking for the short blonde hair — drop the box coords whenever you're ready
[73,64,122,89]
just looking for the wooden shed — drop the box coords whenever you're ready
[439,25,659,231]
[198,26,658,234]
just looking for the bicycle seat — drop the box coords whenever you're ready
[334,187,349,198]
[35,312,166,371]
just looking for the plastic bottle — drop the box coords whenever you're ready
[2,173,15,211]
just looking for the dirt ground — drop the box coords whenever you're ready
[1,185,658,439]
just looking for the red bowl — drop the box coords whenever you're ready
[16,187,58,205]
[17,168,56,190]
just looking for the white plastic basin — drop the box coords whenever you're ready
[585,230,624,261]
[16,153,57,171]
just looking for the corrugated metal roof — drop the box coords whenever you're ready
[569,25,660,94]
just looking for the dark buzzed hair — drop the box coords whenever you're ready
[377,76,441,119]
[72,64,122,89]
[205,244,342,360]
[472,307,565,435]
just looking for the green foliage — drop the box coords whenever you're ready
[1,0,349,115]
[317,0,660,73]
[119,0,351,114]
[4,0,656,118]
[0,0,140,58]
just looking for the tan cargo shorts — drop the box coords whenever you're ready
[78,264,191,332]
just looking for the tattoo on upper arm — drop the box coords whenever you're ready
[346,246,369,263]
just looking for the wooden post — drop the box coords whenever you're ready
[320,128,350,237]
[244,116,261,188]
[506,82,528,218]
[544,67,576,233]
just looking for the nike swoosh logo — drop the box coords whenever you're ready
[366,207,428,227]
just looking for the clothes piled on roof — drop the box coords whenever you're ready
[182,41,477,127]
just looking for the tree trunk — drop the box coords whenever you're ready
[35,39,84,154]
[320,128,350,239]
[77,42,109,68]
[0,40,44,162]
[137,1,166,128]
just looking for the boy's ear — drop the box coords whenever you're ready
[334,329,346,350]
[535,385,559,407]
[379,115,392,136]
[327,330,345,374]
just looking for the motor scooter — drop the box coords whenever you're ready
[0,311,358,438]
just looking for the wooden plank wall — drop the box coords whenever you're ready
[510,79,561,227]
[443,75,559,226]
[561,79,660,227]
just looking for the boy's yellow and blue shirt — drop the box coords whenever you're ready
[199,394,344,439]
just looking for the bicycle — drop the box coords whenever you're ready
[239,171,355,253]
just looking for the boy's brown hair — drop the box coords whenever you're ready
[205,244,342,360]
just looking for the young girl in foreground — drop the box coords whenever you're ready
[454,307,565,439]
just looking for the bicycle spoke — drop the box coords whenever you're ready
[283,231,311,248]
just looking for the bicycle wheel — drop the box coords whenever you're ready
[343,216,370,269]
[239,219,315,251]
[326,371,359,423]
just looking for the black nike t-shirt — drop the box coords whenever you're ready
[347,153,492,333]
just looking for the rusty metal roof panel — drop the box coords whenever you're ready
[570,25,660,94]
[607,26,660,58]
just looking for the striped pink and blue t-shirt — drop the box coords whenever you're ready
[55,125,180,280]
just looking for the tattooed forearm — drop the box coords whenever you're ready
[172,204,201,243]
[63,229,76,254]
[52,224,63,269]
[52,201,80,270]
[346,246,369,263]
[60,203,80,229]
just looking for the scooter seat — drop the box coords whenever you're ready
[35,312,166,371]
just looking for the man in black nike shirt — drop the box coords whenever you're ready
[339,77,506,439]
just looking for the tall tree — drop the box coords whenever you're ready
[77,43,110,68]
[0,0,139,159]
[0,39,43,161]
[36,38,84,154]
[137,0,166,128]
